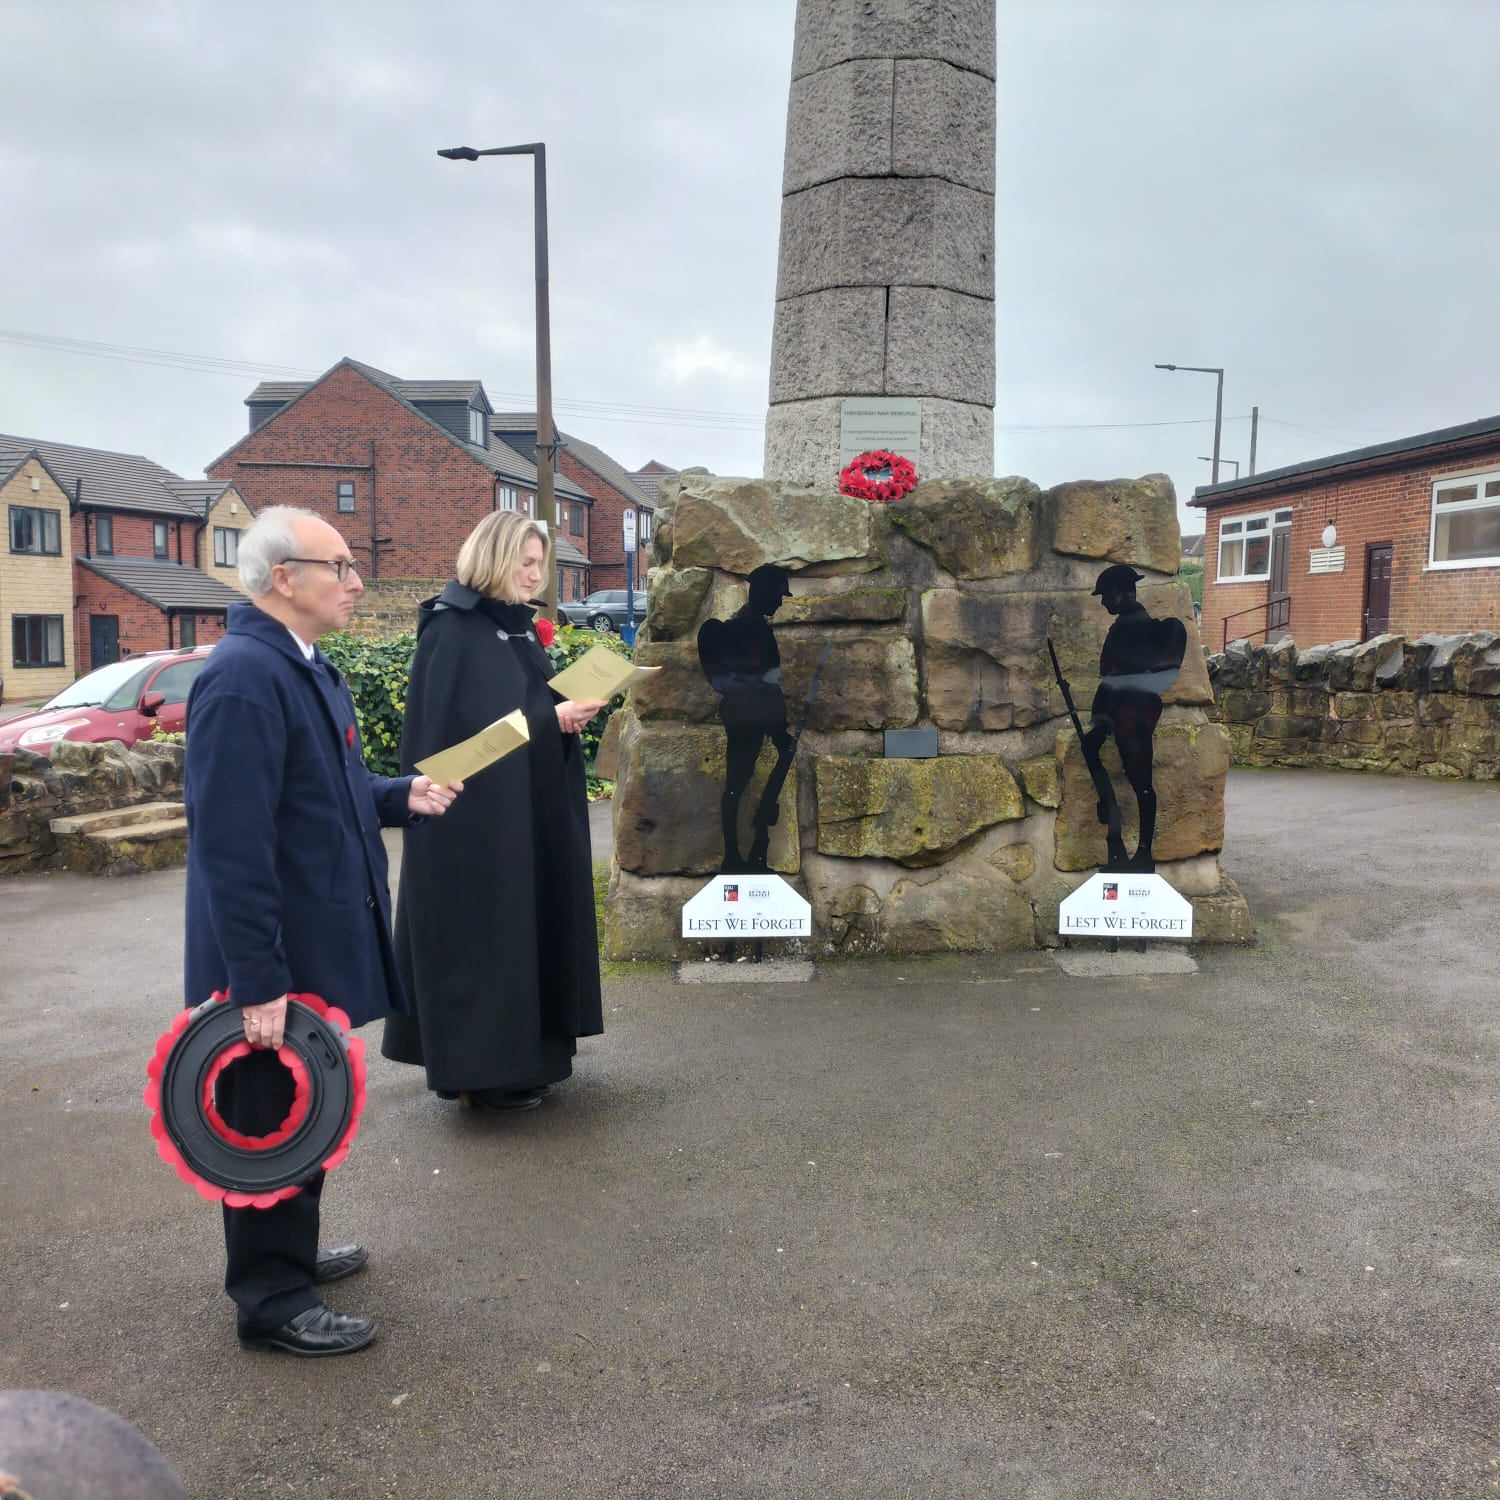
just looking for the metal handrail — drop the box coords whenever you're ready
[1221,599,1279,651]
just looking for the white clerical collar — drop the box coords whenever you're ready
[285,626,316,661]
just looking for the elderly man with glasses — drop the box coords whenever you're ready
[182,505,461,1356]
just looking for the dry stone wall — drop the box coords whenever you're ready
[604,472,1251,960]
[0,740,184,875]
[1208,633,1500,778]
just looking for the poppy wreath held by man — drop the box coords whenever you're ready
[838,449,919,503]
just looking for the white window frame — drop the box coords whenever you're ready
[469,407,487,447]
[1429,467,1500,570]
[213,526,239,567]
[1215,508,1289,584]
[498,485,518,511]
[639,510,652,542]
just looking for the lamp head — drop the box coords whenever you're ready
[1154,363,1177,371]
[437,146,480,161]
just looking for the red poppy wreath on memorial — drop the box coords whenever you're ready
[145,991,367,1209]
[838,449,919,503]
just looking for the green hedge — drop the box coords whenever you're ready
[321,623,630,785]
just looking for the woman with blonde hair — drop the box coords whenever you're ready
[384,511,606,1111]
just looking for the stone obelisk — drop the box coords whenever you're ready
[763,0,996,485]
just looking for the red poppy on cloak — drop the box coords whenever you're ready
[535,617,555,648]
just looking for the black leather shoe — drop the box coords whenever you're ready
[239,1304,377,1357]
[461,1088,543,1112]
[315,1244,369,1284]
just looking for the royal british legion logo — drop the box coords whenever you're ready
[724,884,739,902]
[1102,882,1118,901]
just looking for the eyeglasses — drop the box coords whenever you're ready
[281,556,359,582]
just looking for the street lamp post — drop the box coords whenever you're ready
[439,142,556,606]
[1155,363,1224,483]
[1197,455,1239,480]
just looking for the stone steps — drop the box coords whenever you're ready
[49,802,187,876]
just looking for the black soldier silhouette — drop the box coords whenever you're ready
[696,564,796,873]
[1062,564,1187,874]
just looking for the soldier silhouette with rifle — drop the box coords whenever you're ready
[697,564,825,874]
[1050,563,1186,874]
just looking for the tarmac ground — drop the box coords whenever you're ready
[1,768,1498,1498]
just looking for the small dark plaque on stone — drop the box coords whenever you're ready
[883,728,938,759]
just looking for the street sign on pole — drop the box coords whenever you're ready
[623,509,637,554]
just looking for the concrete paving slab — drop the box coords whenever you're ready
[676,958,816,984]
[2,767,1498,1498]
[1051,948,1199,978]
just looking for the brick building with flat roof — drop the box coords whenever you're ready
[1193,413,1500,651]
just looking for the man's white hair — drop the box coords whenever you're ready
[237,506,322,596]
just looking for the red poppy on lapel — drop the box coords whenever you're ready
[347,724,356,748]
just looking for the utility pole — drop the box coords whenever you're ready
[1249,405,1259,476]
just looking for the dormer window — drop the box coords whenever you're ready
[469,408,487,447]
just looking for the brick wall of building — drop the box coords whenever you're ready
[1199,440,1500,650]
[73,508,194,565]
[1,461,75,701]
[207,365,498,582]
[72,571,228,671]
[559,452,637,593]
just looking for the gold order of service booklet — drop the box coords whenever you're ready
[414,709,529,786]
[547,643,660,704]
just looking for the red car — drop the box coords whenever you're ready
[0,646,213,757]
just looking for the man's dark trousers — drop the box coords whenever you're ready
[217,1049,323,1336]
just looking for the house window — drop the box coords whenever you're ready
[9,506,61,555]
[95,515,114,556]
[570,501,585,536]
[178,615,197,649]
[337,481,356,513]
[639,510,652,543]
[1216,509,1286,583]
[499,485,518,512]
[13,614,64,668]
[214,526,239,567]
[469,408,487,447]
[153,521,169,559]
[1430,470,1500,568]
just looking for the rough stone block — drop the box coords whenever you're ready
[643,566,713,643]
[883,286,995,405]
[1189,876,1256,944]
[669,475,883,575]
[632,641,723,723]
[764,394,994,487]
[769,287,889,403]
[601,869,710,962]
[888,476,1040,578]
[1046,474,1183,576]
[777,586,907,625]
[1053,720,1230,871]
[921,582,1212,732]
[891,58,996,190]
[1017,752,1061,808]
[782,58,894,194]
[791,0,997,81]
[1332,692,1373,720]
[612,721,799,877]
[776,177,994,300]
[813,752,1023,865]
[880,858,1034,953]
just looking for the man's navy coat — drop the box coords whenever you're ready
[183,602,414,1028]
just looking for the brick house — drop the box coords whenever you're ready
[491,416,667,595]
[209,360,594,605]
[0,434,249,700]
[1193,413,1500,651]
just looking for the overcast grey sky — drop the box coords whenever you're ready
[4,0,1499,532]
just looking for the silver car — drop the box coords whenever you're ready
[559,589,648,633]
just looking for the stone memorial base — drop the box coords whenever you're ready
[603,472,1253,960]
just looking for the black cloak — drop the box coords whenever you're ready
[382,581,603,1093]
